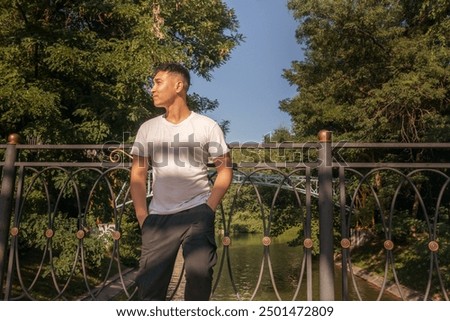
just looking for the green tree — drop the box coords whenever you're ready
[263,126,294,143]
[0,0,242,144]
[282,0,450,143]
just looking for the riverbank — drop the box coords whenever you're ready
[336,262,424,301]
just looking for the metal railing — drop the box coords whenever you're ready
[1,130,449,301]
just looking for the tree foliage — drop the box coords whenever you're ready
[282,0,450,143]
[0,0,242,144]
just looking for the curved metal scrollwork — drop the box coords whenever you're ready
[109,148,133,163]
[341,167,450,301]
[1,142,450,301]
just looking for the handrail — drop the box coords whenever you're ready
[1,132,449,301]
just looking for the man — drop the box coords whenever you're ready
[130,62,233,301]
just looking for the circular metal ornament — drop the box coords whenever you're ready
[112,230,121,240]
[45,229,54,238]
[303,238,313,249]
[10,227,19,236]
[262,236,272,246]
[222,236,231,246]
[340,238,351,249]
[428,240,439,252]
[383,240,394,251]
[76,230,85,239]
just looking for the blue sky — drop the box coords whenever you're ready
[190,0,304,144]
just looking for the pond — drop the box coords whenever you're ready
[210,232,398,301]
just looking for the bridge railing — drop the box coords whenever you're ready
[1,131,450,301]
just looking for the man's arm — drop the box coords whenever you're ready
[130,155,149,227]
[206,152,233,211]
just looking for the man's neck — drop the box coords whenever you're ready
[163,103,191,124]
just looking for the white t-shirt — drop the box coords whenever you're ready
[131,112,230,214]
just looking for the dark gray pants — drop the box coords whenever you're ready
[136,203,217,301]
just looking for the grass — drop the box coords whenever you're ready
[348,233,449,300]
[5,247,135,300]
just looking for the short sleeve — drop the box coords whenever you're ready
[207,124,230,158]
[130,125,148,157]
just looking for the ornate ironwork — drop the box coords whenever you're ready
[109,148,133,163]
[1,137,450,301]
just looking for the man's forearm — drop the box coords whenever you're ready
[130,156,149,227]
[207,163,233,211]
[208,184,230,210]
[130,179,148,227]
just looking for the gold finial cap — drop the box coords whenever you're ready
[8,133,20,145]
[318,130,331,142]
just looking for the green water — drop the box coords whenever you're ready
[210,232,398,301]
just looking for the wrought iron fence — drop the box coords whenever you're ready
[1,131,449,301]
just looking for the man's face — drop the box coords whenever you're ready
[150,71,181,108]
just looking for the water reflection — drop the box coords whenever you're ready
[211,233,398,301]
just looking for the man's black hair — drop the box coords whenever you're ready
[153,62,191,90]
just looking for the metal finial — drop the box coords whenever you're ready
[318,130,331,142]
[7,133,20,145]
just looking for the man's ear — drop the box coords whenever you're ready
[175,80,184,93]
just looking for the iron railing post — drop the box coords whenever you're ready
[318,130,335,300]
[0,134,19,298]
[339,167,349,300]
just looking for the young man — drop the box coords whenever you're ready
[130,63,233,300]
